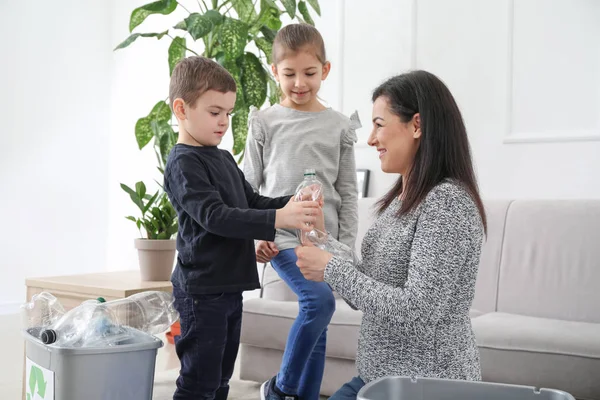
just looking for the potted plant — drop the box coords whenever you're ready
[121,181,178,281]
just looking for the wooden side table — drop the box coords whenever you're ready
[22,270,173,399]
[25,270,173,309]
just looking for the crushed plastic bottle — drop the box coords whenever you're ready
[40,299,101,346]
[294,168,324,244]
[303,228,362,265]
[21,292,65,331]
[95,291,178,335]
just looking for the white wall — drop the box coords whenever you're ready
[338,0,600,199]
[0,0,112,311]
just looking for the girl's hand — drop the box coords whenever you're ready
[256,241,279,263]
[295,241,333,282]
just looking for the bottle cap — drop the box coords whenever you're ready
[304,168,316,176]
[41,329,57,345]
[96,297,106,303]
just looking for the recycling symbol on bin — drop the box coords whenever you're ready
[27,365,48,400]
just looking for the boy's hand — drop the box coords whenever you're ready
[256,241,278,263]
[275,198,320,231]
[295,184,324,206]
[314,205,325,233]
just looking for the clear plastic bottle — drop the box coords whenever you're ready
[21,292,66,332]
[302,228,361,265]
[294,169,323,244]
[95,291,179,335]
[40,299,100,346]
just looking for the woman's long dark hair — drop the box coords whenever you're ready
[373,70,487,233]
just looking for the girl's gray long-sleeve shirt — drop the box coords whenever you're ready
[325,180,484,383]
[243,104,360,251]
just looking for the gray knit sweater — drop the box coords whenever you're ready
[243,104,360,251]
[324,180,484,383]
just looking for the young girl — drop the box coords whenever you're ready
[243,23,360,400]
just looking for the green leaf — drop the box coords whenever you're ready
[231,106,249,155]
[232,0,258,23]
[206,10,224,24]
[260,26,277,42]
[298,1,314,25]
[125,216,137,222]
[120,183,136,197]
[129,0,178,32]
[121,183,144,212]
[135,181,147,199]
[134,117,153,150]
[241,53,267,108]
[220,58,245,110]
[219,18,248,60]
[156,123,177,164]
[306,0,321,16]
[114,31,168,51]
[168,37,186,76]
[280,0,296,18]
[143,191,160,214]
[135,101,171,149]
[254,37,273,63]
[173,20,187,30]
[260,0,283,31]
[268,76,280,105]
[184,11,224,41]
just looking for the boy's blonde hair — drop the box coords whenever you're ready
[272,23,327,65]
[169,56,237,111]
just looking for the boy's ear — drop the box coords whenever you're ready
[321,61,331,81]
[172,98,186,121]
[271,64,279,81]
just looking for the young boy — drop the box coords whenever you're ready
[164,56,320,400]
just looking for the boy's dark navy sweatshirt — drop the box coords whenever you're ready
[164,144,291,294]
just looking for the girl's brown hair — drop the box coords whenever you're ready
[272,23,327,64]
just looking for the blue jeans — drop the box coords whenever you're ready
[329,377,366,400]
[270,249,336,400]
[172,285,243,400]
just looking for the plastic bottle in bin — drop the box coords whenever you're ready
[40,291,178,346]
[40,299,101,346]
[20,292,65,331]
[94,291,179,335]
[294,168,323,244]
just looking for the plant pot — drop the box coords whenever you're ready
[134,238,176,281]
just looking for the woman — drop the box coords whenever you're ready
[295,70,487,399]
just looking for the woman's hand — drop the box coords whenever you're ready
[295,242,333,282]
[256,241,278,263]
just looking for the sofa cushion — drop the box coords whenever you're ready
[472,312,600,400]
[241,298,362,360]
[496,200,600,323]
